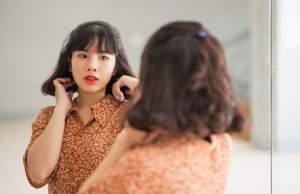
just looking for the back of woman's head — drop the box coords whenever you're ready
[127,21,244,139]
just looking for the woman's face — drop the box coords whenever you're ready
[71,39,116,94]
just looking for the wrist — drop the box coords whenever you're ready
[55,104,69,117]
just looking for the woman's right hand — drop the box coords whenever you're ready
[53,78,74,116]
[112,75,139,102]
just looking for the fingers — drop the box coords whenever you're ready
[113,79,125,102]
[119,76,139,96]
[53,77,70,84]
[53,78,73,89]
[64,82,74,90]
[53,77,70,87]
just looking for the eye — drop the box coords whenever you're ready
[78,53,87,58]
[100,55,109,60]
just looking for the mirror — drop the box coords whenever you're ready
[2,0,297,194]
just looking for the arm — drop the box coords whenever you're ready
[78,126,148,193]
[25,78,73,185]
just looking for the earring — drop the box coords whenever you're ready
[69,66,72,72]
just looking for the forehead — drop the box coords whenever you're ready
[70,28,117,54]
[80,39,103,52]
[76,44,115,57]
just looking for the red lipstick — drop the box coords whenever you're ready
[84,75,98,84]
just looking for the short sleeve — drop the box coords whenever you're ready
[23,106,57,188]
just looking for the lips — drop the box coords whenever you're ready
[84,75,98,84]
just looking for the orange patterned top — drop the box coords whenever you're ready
[84,133,232,194]
[23,95,127,194]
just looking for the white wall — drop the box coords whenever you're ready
[0,0,250,118]
[274,0,300,151]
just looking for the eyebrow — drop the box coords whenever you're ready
[75,50,88,52]
[75,50,110,55]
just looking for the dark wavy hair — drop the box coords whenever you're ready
[127,21,244,139]
[41,20,135,96]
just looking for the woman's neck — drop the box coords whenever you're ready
[77,89,106,109]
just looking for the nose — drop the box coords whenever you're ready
[87,67,97,72]
[87,57,98,72]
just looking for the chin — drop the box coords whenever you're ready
[86,88,104,94]
[77,84,104,94]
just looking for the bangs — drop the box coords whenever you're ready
[70,24,117,54]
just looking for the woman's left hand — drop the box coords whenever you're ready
[112,75,139,102]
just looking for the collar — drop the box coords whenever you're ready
[70,95,122,126]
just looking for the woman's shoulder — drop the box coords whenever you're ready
[39,105,55,113]
[34,105,55,118]
[141,132,231,151]
[32,106,55,129]
[36,105,55,118]
[118,132,232,168]
[106,133,232,192]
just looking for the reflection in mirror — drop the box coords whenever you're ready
[0,0,276,194]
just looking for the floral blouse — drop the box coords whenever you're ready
[83,133,232,194]
[23,95,127,194]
